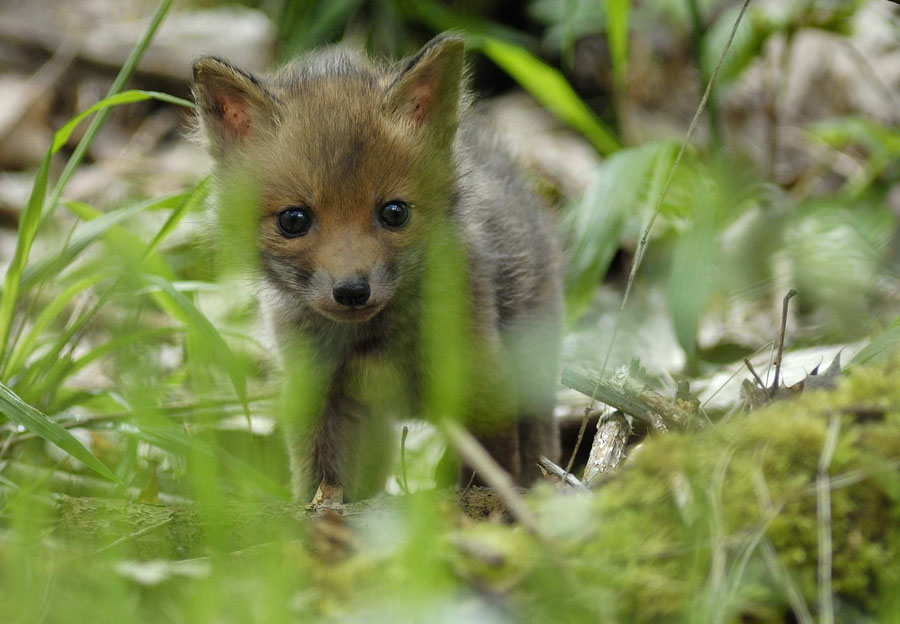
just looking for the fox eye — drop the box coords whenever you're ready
[277,206,312,238]
[378,200,411,229]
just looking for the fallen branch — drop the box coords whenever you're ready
[560,368,693,430]
[537,455,589,491]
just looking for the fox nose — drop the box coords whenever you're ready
[333,280,371,307]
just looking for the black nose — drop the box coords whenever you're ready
[333,280,371,307]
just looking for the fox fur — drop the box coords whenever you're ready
[191,34,562,501]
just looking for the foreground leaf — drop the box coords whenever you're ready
[0,381,118,482]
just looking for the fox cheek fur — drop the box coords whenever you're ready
[192,34,563,502]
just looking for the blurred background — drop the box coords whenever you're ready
[1,2,898,384]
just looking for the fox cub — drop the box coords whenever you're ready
[192,34,562,502]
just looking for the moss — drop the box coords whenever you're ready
[531,359,900,621]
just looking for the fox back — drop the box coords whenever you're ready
[192,35,562,501]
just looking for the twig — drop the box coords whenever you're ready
[817,413,840,624]
[701,341,773,408]
[441,420,540,535]
[564,0,754,474]
[457,470,477,505]
[537,455,589,491]
[772,289,798,390]
[743,358,767,391]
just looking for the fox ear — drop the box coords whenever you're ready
[191,57,276,151]
[385,34,465,140]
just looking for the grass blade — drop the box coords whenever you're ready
[563,141,676,320]
[849,315,900,367]
[0,153,50,356]
[140,275,250,422]
[142,178,209,261]
[17,193,187,293]
[51,90,193,154]
[2,275,107,381]
[44,0,175,220]
[0,380,118,482]
[0,0,179,358]
[607,0,631,90]
[473,36,621,155]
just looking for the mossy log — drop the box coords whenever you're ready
[55,487,514,559]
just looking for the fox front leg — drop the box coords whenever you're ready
[285,387,393,504]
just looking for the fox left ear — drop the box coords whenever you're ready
[385,34,465,141]
[191,56,277,154]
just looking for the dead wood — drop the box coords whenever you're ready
[582,411,632,487]
[560,368,694,430]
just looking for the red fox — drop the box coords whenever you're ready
[191,34,562,502]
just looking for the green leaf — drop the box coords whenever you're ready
[668,199,716,356]
[850,316,900,368]
[0,380,118,482]
[563,142,676,320]
[473,36,621,155]
[607,0,631,89]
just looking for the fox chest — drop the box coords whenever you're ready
[337,341,422,419]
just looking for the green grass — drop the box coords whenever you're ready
[1,0,899,622]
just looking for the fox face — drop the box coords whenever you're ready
[192,37,465,323]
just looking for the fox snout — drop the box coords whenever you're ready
[332,279,370,307]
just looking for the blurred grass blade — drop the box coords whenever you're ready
[850,316,900,367]
[67,328,184,382]
[0,152,50,357]
[45,0,175,220]
[0,381,118,482]
[64,198,179,280]
[18,193,188,292]
[563,141,676,320]
[278,0,365,56]
[140,275,250,421]
[668,200,716,356]
[135,425,289,499]
[398,0,536,49]
[3,275,107,381]
[143,178,209,261]
[474,36,621,155]
[0,0,179,358]
[607,0,631,89]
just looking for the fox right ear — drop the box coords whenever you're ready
[191,57,276,151]
[385,34,465,143]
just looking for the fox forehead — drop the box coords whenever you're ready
[256,78,420,212]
